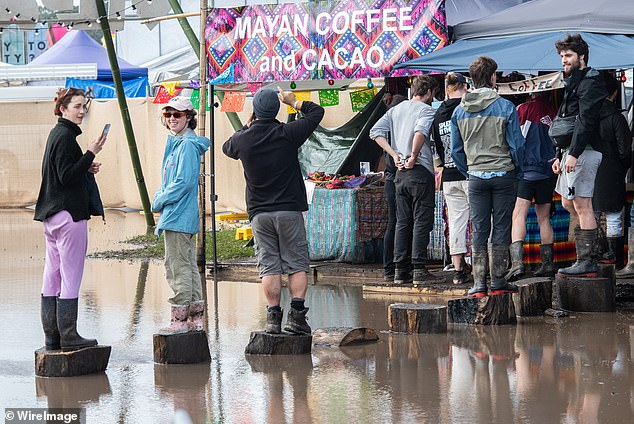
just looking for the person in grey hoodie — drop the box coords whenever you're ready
[451,56,525,297]
[370,75,439,287]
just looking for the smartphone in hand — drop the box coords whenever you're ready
[100,123,111,140]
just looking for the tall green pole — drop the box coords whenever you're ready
[95,0,155,228]
[167,0,243,131]
[167,0,200,58]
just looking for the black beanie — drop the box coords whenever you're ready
[252,88,280,119]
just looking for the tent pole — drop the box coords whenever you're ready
[210,84,218,282]
[95,0,155,229]
[167,0,200,60]
[196,0,208,288]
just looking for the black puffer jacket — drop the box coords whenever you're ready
[558,67,607,158]
[593,99,632,212]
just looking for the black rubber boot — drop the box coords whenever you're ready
[265,307,283,334]
[617,228,634,278]
[534,244,556,278]
[558,228,598,277]
[284,307,312,335]
[607,236,625,269]
[41,295,60,351]
[491,245,518,294]
[468,247,488,297]
[57,298,97,351]
[505,241,525,282]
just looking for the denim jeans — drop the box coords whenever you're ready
[394,166,435,268]
[595,208,624,237]
[468,172,517,248]
[383,178,396,273]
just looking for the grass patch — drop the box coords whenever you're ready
[95,229,255,261]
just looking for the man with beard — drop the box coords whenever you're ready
[551,34,607,277]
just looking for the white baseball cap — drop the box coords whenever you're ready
[162,96,194,111]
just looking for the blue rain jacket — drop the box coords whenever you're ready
[152,131,210,236]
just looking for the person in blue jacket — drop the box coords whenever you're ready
[152,97,210,335]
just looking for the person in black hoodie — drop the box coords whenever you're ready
[34,87,107,351]
[593,74,632,269]
[431,72,471,285]
[223,87,324,336]
[551,34,607,277]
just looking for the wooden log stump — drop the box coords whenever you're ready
[312,327,379,347]
[555,273,615,312]
[244,331,312,355]
[153,331,211,364]
[512,277,553,316]
[447,294,516,325]
[34,345,111,377]
[388,303,447,333]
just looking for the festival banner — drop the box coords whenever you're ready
[495,72,564,95]
[205,0,448,84]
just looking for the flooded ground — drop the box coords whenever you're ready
[1,209,634,423]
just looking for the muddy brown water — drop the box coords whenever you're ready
[1,209,633,423]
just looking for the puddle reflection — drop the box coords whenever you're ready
[1,210,634,423]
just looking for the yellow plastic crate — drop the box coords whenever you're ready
[235,226,253,240]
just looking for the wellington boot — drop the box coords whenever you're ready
[533,244,556,278]
[57,298,97,351]
[159,304,192,335]
[188,300,205,332]
[491,245,518,294]
[468,247,488,297]
[558,228,598,277]
[616,228,634,278]
[505,241,525,282]
[608,236,625,269]
[41,295,60,351]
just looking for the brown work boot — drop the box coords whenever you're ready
[265,307,283,334]
[284,307,312,335]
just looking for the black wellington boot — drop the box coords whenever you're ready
[57,298,97,351]
[534,244,556,278]
[41,295,60,351]
[505,241,525,282]
[490,245,518,295]
[607,236,625,269]
[558,228,598,277]
[617,228,634,278]
[468,247,488,297]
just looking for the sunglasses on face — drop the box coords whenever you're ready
[163,111,186,119]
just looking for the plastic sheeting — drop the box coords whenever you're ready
[298,87,386,176]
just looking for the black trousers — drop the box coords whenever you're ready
[393,166,435,269]
[468,172,517,248]
[383,178,396,273]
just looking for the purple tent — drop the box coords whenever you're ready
[30,30,147,80]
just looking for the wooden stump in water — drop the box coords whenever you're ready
[512,277,553,316]
[555,273,615,312]
[312,327,379,347]
[388,303,447,333]
[153,331,211,364]
[34,345,111,377]
[244,331,312,355]
[447,294,516,325]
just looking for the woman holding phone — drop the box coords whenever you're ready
[35,87,106,351]
[152,97,210,334]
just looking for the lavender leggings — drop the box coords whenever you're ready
[41,210,88,299]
